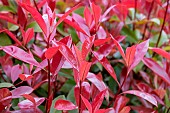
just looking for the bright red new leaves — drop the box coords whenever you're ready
[149,47,170,60]
[82,35,95,60]
[18,2,47,35]
[11,86,33,98]
[93,51,119,86]
[54,99,77,110]
[128,39,149,72]
[91,2,101,28]
[0,88,12,111]
[84,6,93,27]
[55,2,82,27]
[19,74,33,81]
[142,57,170,85]
[123,90,158,107]
[80,61,92,81]
[2,46,41,67]
[45,47,59,59]
[112,35,149,73]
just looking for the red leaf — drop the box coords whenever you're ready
[86,73,107,91]
[0,13,18,25]
[19,2,47,35]
[0,88,12,111]
[19,74,33,81]
[11,86,33,98]
[11,64,22,82]
[17,6,27,27]
[80,61,92,81]
[0,29,22,46]
[101,5,116,22]
[119,106,131,113]
[59,17,89,36]
[93,51,119,86]
[54,99,77,110]
[139,71,150,84]
[128,40,149,72]
[149,47,170,60]
[92,89,107,112]
[58,43,78,69]
[125,45,136,68]
[55,3,82,27]
[111,35,126,61]
[24,28,34,45]
[153,89,166,99]
[142,58,170,85]
[131,106,156,113]
[123,90,158,106]
[74,82,90,111]
[91,2,101,28]
[18,97,45,109]
[82,35,95,60]
[47,0,56,11]
[45,47,59,59]
[113,96,129,113]
[22,94,36,105]
[81,95,92,113]
[94,37,111,47]
[84,6,93,27]
[2,46,41,67]
[95,108,115,113]
[50,36,72,74]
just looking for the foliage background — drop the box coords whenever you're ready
[0,0,170,113]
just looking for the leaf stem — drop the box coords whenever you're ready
[107,72,128,107]
[142,0,154,40]
[46,59,51,113]
[46,37,52,113]
[133,0,137,31]
[155,0,169,48]
[78,80,82,113]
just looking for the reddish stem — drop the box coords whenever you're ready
[78,81,82,113]
[46,59,51,113]
[155,0,169,48]
[107,72,128,107]
[142,1,154,40]
[133,0,137,31]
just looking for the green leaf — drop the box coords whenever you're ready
[74,7,84,16]
[8,23,19,31]
[26,21,42,32]
[0,5,15,13]
[150,30,168,47]
[60,80,75,93]
[68,28,79,43]
[67,87,75,103]
[0,33,12,46]
[121,27,138,43]
[150,18,160,25]
[0,82,14,88]
[133,62,144,73]
[165,92,170,112]
[50,95,66,113]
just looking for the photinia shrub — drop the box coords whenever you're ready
[0,0,170,113]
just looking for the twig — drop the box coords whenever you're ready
[153,0,169,57]
[155,0,169,47]
[142,1,154,40]
[133,0,137,31]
